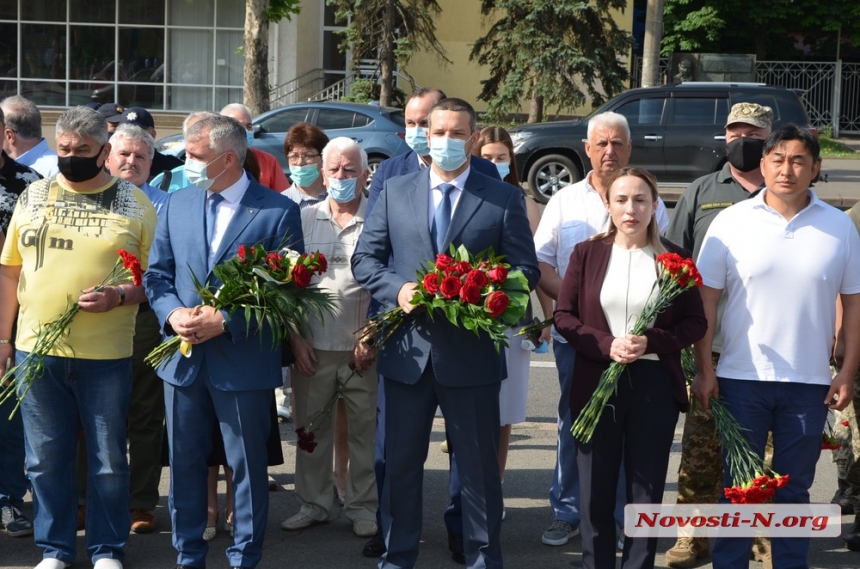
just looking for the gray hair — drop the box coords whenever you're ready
[1,95,43,139]
[587,111,631,142]
[185,114,247,163]
[110,124,155,159]
[182,111,219,134]
[220,103,253,124]
[322,137,368,172]
[56,106,109,146]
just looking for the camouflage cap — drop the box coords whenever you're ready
[725,102,773,129]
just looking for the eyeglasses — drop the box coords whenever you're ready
[287,152,320,163]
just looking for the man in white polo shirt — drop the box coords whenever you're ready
[694,124,860,567]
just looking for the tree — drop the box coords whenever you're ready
[661,0,860,60]
[470,0,633,123]
[327,0,449,107]
[244,0,302,116]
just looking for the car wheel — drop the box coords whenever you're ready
[364,155,385,196]
[527,154,581,204]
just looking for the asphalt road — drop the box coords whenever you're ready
[4,159,860,568]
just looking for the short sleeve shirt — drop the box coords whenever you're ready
[0,151,42,233]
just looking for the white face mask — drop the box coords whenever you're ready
[185,152,227,191]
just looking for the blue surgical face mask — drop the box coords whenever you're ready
[185,153,227,191]
[289,164,320,187]
[405,127,430,156]
[328,176,359,203]
[429,135,471,172]
[495,161,511,180]
[246,129,255,147]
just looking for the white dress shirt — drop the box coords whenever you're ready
[206,171,250,267]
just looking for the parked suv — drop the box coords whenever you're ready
[509,83,814,203]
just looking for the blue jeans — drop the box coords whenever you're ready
[551,341,625,529]
[17,351,132,564]
[0,396,28,508]
[713,378,828,569]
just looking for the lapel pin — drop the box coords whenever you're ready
[248,209,255,214]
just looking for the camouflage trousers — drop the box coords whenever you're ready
[835,378,860,510]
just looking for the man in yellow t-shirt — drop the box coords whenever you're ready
[0,106,156,569]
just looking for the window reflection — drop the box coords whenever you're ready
[22,1,67,22]
[20,24,66,80]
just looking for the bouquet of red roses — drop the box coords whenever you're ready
[0,250,143,417]
[362,245,531,351]
[572,252,704,444]
[145,244,335,368]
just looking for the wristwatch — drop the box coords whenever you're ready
[116,286,126,306]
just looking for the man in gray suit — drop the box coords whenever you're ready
[352,98,539,569]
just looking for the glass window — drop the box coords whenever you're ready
[672,98,719,126]
[615,98,665,126]
[0,3,16,19]
[70,0,115,24]
[324,4,343,26]
[168,29,213,84]
[119,28,165,84]
[120,4,165,26]
[119,83,164,109]
[354,112,372,127]
[20,24,66,80]
[21,80,67,106]
[215,30,243,86]
[69,25,117,82]
[22,1,67,22]
[217,0,244,28]
[168,85,212,111]
[323,30,347,73]
[0,81,17,102]
[169,0,214,27]
[214,88,243,113]
[715,98,729,127]
[316,109,356,130]
[258,108,309,134]
[0,24,18,79]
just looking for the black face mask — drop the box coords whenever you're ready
[726,137,765,173]
[57,145,105,182]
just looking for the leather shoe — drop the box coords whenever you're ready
[362,530,386,558]
[448,532,465,565]
[175,566,204,569]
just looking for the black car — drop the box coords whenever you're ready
[509,83,814,203]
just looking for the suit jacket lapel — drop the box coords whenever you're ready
[406,169,435,259]
[445,169,484,249]
[211,184,264,269]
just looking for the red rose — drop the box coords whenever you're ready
[266,251,283,271]
[843,420,851,427]
[423,273,441,295]
[316,252,328,274]
[439,276,462,299]
[435,254,454,271]
[465,269,489,289]
[486,290,510,317]
[238,245,248,264]
[487,265,508,285]
[292,264,312,288]
[459,283,482,305]
[454,261,472,275]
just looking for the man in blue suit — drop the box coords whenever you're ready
[352,98,539,569]
[364,88,501,563]
[144,115,303,569]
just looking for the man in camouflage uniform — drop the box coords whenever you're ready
[665,102,773,568]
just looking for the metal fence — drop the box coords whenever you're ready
[633,57,860,135]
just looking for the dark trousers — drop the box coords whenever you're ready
[379,362,502,569]
[576,359,679,569]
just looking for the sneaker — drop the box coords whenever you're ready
[665,536,710,568]
[353,518,379,538]
[93,559,122,569]
[34,559,71,569]
[541,519,579,546]
[130,508,158,534]
[277,405,292,422]
[1,505,33,537]
[440,440,449,453]
[280,511,326,531]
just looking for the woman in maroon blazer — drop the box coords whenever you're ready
[554,167,706,569]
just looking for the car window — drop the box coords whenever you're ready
[316,109,357,130]
[258,108,309,134]
[672,97,727,125]
[353,112,372,127]
[615,98,666,126]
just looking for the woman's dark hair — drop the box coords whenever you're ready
[243,147,260,181]
[283,122,330,155]
[473,126,520,186]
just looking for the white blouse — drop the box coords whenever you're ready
[599,244,660,361]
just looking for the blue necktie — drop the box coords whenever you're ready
[432,183,455,254]
[205,193,224,266]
